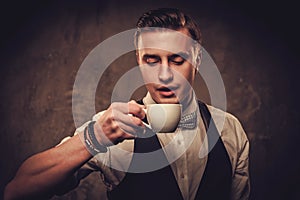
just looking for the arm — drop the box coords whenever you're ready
[231,130,251,200]
[4,133,92,200]
[4,100,145,200]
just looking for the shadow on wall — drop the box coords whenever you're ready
[0,0,299,199]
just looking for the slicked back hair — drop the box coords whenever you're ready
[134,8,202,48]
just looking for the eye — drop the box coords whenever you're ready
[145,57,160,66]
[170,56,185,65]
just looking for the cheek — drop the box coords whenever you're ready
[178,67,195,85]
[145,83,154,90]
[140,67,160,84]
[145,84,158,99]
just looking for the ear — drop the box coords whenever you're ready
[136,51,140,65]
[195,49,202,72]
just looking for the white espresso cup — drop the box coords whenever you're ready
[144,104,182,133]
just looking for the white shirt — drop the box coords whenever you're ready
[64,94,250,200]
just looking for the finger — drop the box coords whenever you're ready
[112,109,144,128]
[109,129,136,144]
[111,101,145,120]
[123,132,136,139]
[102,108,143,134]
[128,100,146,119]
[113,118,145,136]
[93,121,116,146]
[95,108,142,146]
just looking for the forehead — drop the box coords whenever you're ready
[137,29,193,55]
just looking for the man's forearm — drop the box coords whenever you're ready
[4,133,92,200]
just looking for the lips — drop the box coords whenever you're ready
[157,85,178,97]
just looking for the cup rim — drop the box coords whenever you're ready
[146,103,182,107]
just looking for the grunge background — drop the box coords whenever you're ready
[0,0,299,199]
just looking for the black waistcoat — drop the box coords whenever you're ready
[107,101,232,200]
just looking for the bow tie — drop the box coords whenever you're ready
[177,110,198,130]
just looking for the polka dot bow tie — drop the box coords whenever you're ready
[177,110,198,130]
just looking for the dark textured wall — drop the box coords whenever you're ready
[0,0,299,199]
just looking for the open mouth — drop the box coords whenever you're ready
[158,87,172,92]
[157,86,177,97]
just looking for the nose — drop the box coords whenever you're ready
[158,64,173,83]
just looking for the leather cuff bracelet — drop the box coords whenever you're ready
[87,121,107,153]
[84,126,100,155]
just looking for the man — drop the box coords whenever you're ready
[4,8,250,200]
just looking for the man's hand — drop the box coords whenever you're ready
[94,100,146,146]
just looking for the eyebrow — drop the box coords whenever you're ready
[142,51,190,60]
[169,52,190,60]
[142,54,160,59]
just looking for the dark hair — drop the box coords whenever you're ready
[134,8,202,47]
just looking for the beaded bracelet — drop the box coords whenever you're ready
[87,121,107,153]
[83,126,100,155]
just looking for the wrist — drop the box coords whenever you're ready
[83,121,107,155]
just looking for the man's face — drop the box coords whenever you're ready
[136,28,198,104]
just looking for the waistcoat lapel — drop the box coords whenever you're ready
[195,101,232,199]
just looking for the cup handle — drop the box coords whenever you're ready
[142,121,151,129]
[143,108,147,114]
[129,110,151,130]
[142,108,152,129]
